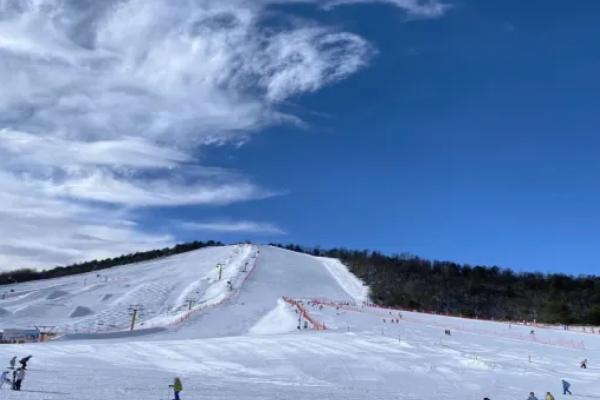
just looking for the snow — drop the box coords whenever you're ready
[318,257,369,303]
[0,245,599,400]
[248,298,299,335]
[68,306,94,318]
[0,244,256,334]
[45,290,68,300]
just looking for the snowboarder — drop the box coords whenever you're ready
[545,392,555,400]
[169,377,182,400]
[527,392,539,400]
[580,358,587,369]
[12,368,25,391]
[0,370,10,389]
[19,355,32,370]
[8,356,16,370]
[562,379,572,395]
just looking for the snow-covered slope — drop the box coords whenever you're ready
[0,245,367,338]
[0,245,258,335]
[161,246,366,339]
[0,245,599,400]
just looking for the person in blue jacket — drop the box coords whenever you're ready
[562,379,572,395]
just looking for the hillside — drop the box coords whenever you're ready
[0,245,598,400]
[273,244,600,325]
[0,244,367,338]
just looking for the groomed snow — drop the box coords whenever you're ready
[318,257,369,303]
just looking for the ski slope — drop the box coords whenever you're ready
[0,245,599,400]
[0,244,258,335]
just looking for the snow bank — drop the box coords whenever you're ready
[248,299,299,335]
[61,327,166,340]
[69,306,95,318]
[319,258,369,303]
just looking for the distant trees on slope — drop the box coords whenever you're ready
[271,243,600,326]
[0,240,222,286]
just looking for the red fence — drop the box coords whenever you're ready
[282,297,327,331]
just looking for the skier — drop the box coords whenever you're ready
[0,370,10,389]
[226,280,233,291]
[19,355,32,370]
[562,379,572,395]
[580,358,587,369]
[12,368,25,391]
[545,392,555,400]
[169,377,182,400]
[8,356,16,370]
[527,392,539,400]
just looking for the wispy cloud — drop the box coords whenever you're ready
[182,220,286,235]
[319,0,450,18]
[0,171,173,269]
[0,0,448,270]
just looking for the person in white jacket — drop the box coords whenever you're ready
[0,370,10,389]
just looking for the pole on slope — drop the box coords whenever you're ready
[130,309,137,331]
[216,263,224,280]
[185,298,195,311]
[128,305,144,331]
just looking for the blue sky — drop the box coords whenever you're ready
[1,0,599,274]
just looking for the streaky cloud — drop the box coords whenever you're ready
[0,0,448,270]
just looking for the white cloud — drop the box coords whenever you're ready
[0,171,173,269]
[0,0,448,270]
[182,220,285,235]
[0,129,189,169]
[319,0,449,18]
[45,172,274,207]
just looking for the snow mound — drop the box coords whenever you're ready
[101,294,113,301]
[249,299,299,335]
[69,306,94,318]
[46,290,69,300]
[0,307,11,316]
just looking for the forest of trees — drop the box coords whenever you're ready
[272,244,600,326]
[0,240,222,286]
[2,240,599,325]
